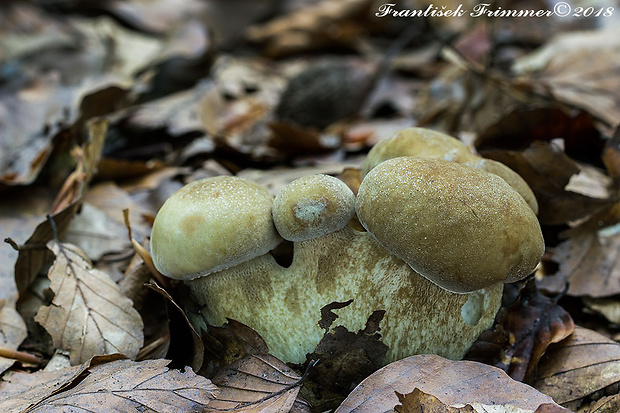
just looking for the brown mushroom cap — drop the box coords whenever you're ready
[272,174,355,242]
[356,157,544,293]
[150,176,281,280]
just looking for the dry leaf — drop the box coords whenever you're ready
[584,393,620,413]
[0,360,89,413]
[245,0,372,57]
[205,353,302,412]
[539,224,620,297]
[0,356,217,412]
[480,141,616,225]
[513,26,620,129]
[395,388,475,412]
[603,127,620,188]
[35,241,144,364]
[12,120,107,296]
[466,279,574,383]
[534,326,620,407]
[335,354,564,413]
[0,300,28,374]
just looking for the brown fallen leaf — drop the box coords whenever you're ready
[0,299,29,374]
[534,326,620,409]
[304,301,388,397]
[12,120,107,296]
[603,127,620,188]
[584,393,620,413]
[201,319,269,379]
[35,241,144,364]
[395,388,475,412]
[335,354,565,413]
[539,222,620,297]
[0,355,217,412]
[245,0,372,58]
[513,26,620,130]
[466,279,574,383]
[480,141,617,225]
[205,353,303,412]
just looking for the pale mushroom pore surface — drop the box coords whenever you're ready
[150,176,281,280]
[272,174,355,242]
[356,157,544,293]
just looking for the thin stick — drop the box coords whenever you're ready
[0,347,43,364]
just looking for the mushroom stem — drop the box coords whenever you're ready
[186,226,503,365]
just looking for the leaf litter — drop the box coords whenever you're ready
[2,0,620,412]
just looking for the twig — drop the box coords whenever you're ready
[0,347,43,365]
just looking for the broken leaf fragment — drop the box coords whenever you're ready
[35,241,144,364]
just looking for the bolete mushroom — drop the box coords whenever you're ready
[149,131,544,366]
[362,127,539,214]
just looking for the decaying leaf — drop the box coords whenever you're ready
[335,354,564,413]
[245,0,372,57]
[303,301,388,398]
[205,353,302,412]
[35,241,144,364]
[603,127,620,188]
[539,223,620,297]
[480,141,616,225]
[466,279,574,383]
[0,300,28,374]
[12,120,107,296]
[513,26,620,129]
[395,388,475,412]
[534,326,620,409]
[201,319,269,378]
[0,355,217,412]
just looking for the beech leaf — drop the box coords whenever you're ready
[534,326,620,407]
[335,354,566,413]
[0,356,217,412]
[35,241,144,364]
[205,353,303,412]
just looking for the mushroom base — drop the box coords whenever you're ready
[186,226,503,365]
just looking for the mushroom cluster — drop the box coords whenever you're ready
[150,128,545,365]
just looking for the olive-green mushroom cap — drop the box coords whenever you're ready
[356,157,544,293]
[273,174,355,242]
[150,176,282,280]
[362,127,476,176]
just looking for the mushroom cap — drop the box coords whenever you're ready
[272,174,355,242]
[150,176,281,280]
[362,127,476,176]
[356,157,544,293]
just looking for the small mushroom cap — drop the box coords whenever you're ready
[362,127,476,176]
[356,157,544,293]
[150,176,281,280]
[273,174,355,242]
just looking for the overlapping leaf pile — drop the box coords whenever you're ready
[2,0,620,411]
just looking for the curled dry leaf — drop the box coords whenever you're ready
[335,354,563,413]
[0,356,217,413]
[35,241,144,364]
[466,279,574,383]
[0,300,28,374]
[535,326,620,408]
[205,353,303,412]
